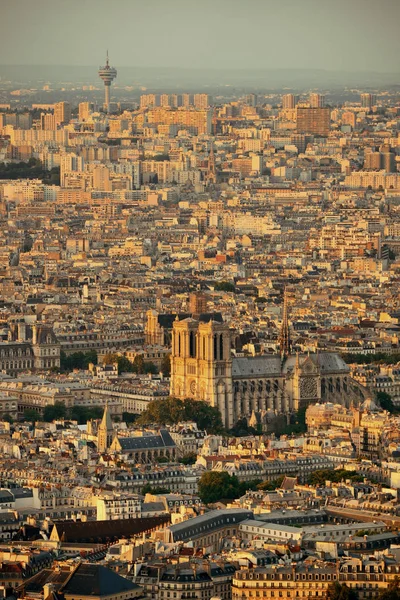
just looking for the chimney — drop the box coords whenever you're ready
[32,324,38,345]
[43,583,55,599]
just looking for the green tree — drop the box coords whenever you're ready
[117,356,135,374]
[144,361,158,375]
[182,398,224,433]
[137,397,224,433]
[122,411,139,424]
[377,391,395,413]
[60,350,97,371]
[132,354,145,374]
[2,413,14,424]
[308,469,363,486]
[178,452,197,465]
[376,577,400,599]
[198,471,240,504]
[137,397,185,426]
[326,581,358,600]
[68,405,103,424]
[257,476,285,491]
[161,354,171,377]
[229,418,258,437]
[214,281,236,293]
[103,353,119,365]
[43,401,66,422]
[142,484,171,495]
[23,409,39,423]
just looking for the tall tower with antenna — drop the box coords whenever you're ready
[98,51,117,113]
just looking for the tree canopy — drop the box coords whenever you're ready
[197,471,263,504]
[137,397,224,433]
[60,350,98,371]
[308,469,363,486]
[103,353,158,375]
[376,577,400,599]
[377,391,396,413]
[326,581,358,600]
[214,281,236,293]
[0,159,60,184]
[341,352,400,366]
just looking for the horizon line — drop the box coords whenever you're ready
[1,64,400,76]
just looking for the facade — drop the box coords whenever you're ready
[232,564,338,600]
[159,566,213,600]
[96,493,141,520]
[170,318,361,429]
[0,323,60,375]
[163,509,253,550]
[296,107,330,136]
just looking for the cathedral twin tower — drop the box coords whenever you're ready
[170,318,233,427]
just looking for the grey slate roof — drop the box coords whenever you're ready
[232,356,282,378]
[168,509,253,542]
[20,563,141,596]
[118,429,176,451]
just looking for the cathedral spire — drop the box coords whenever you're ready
[279,287,291,360]
[97,401,114,453]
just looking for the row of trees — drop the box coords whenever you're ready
[197,471,285,504]
[60,351,171,377]
[0,159,60,184]
[103,353,161,375]
[137,397,224,434]
[327,579,400,599]
[307,469,363,486]
[60,350,98,371]
[342,352,400,366]
[23,402,104,425]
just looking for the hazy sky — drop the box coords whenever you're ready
[1,0,400,72]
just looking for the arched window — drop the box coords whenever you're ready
[214,335,218,360]
[219,334,224,360]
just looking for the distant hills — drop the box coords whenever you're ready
[0,64,399,91]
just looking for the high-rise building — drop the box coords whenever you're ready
[309,93,325,108]
[364,149,382,170]
[170,94,182,108]
[380,144,396,173]
[140,94,159,109]
[194,94,211,109]
[54,101,71,126]
[98,51,117,113]
[182,93,193,108]
[296,107,330,136]
[360,93,376,111]
[40,112,56,131]
[364,145,396,172]
[245,94,258,107]
[78,102,95,122]
[160,94,170,107]
[282,93,298,110]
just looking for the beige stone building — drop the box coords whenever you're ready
[170,318,364,429]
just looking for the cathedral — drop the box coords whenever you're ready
[169,299,368,429]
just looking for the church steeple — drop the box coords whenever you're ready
[279,287,291,360]
[97,401,113,453]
